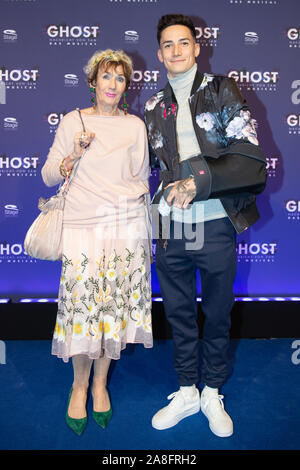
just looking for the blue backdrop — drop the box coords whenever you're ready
[0,0,299,300]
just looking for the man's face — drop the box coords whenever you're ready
[158,24,200,78]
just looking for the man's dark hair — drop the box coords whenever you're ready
[157,14,197,45]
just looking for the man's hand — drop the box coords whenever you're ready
[166,176,196,209]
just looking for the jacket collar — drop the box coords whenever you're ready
[163,69,204,106]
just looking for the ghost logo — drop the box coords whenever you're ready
[237,242,277,263]
[286,114,300,134]
[46,24,99,46]
[129,70,159,91]
[0,155,39,176]
[0,242,34,263]
[195,26,220,46]
[0,68,39,91]
[47,112,66,133]
[286,200,300,220]
[228,70,279,91]
[287,28,300,48]
[266,156,279,177]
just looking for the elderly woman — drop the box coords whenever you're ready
[41,49,152,435]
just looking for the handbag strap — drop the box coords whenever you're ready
[59,108,87,196]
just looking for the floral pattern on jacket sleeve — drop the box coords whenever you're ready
[225,109,259,146]
[147,121,164,150]
[145,91,164,112]
[196,108,258,147]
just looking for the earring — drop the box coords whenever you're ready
[122,92,129,115]
[90,86,96,109]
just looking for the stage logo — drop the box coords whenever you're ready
[124,30,139,43]
[4,204,20,218]
[64,74,79,87]
[0,242,36,264]
[129,70,159,91]
[244,31,259,46]
[46,24,99,46]
[228,70,279,91]
[286,114,300,134]
[0,68,39,90]
[3,29,18,42]
[195,27,220,47]
[266,156,280,178]
[286,28,300,48]
[236,242,277,263]
[3,117,18,131]
[0,155,40,177]
[285,200,300,221]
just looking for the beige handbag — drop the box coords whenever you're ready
[24,108,86,261]
[24,176,75,261]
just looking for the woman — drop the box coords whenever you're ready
[41,49,152,435]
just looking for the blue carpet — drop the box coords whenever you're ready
[0,339,299,450]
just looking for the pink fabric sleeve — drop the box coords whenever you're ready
[131,119,150,184]
[41,114,75,187]
[131,119,152,252]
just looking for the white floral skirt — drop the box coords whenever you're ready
[52,226,153,362]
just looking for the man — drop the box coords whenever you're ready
[144,14,266,437]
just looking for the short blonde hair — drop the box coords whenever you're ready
[83,49,133,90]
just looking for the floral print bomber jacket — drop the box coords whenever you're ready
[144,71,267,234]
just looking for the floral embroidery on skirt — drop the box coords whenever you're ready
[52,227,152,362]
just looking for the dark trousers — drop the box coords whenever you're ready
[155,216,237,388]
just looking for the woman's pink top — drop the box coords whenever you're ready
[41,109,150,228]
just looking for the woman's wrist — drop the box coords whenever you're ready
[64,153,79,170]
[59,158,71,178]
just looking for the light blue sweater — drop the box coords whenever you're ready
[167,64,227,224]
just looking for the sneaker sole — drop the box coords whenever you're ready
[201,404,233,438]
[208,424,233,438]
[152,402,200,430]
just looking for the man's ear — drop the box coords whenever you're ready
[157,48,164,63]
[195,42,200,58]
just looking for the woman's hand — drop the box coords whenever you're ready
[74,130,95,156]
[64,130,95,171]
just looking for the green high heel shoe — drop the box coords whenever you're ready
[92,388,112,429]
[65,387,88,436]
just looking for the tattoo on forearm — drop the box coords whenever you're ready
[176,176,196,198]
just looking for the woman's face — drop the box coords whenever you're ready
[94,64,126,109]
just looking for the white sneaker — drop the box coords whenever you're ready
[152,385,200,430]
[200,386,233,437]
